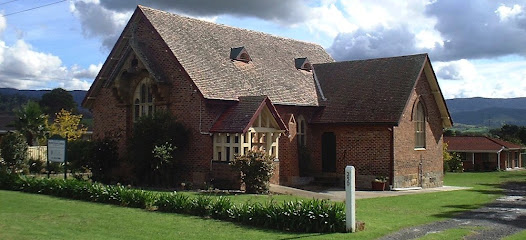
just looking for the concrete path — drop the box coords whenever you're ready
[269,184,470,202]
[379,182,526,240]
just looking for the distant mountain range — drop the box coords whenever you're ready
[446,97,526,127]
[1,88,526,127]
[0,88,88,108]
[0,88,91,119]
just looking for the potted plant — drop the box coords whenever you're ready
[371,176,388,191]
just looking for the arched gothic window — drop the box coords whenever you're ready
[297,115,306,147]
[133,78,154,121]
[414,101,426,149]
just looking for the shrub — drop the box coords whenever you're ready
[0,132,29,173]
[230,150,274,194]
[443,143,463,173]
[128,111,188,186]
[28,158,45,174]
[89,138,119,183]
[67,139,93,173]
[447,152,463,172]
[0,170,22,190]
[0,175,347,233]
[155,192,190,213]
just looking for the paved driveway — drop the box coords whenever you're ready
[379,182,526,239]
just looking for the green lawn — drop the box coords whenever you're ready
[1,171,525,239]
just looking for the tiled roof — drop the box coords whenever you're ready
[210,96,286,133]
[488,138,523,149]
[444,136,523,152]
[312,54,427,124]
[139,6,334,106]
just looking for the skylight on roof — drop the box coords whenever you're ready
[295,57,312,71]
[230,46,251,63]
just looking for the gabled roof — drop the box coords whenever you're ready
[444,136,523,152]
[84,6,334,108]
[312,54,452,127]
[210,96,287,133]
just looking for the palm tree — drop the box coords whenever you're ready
[14,101,48,145]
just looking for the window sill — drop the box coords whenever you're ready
[414,148,426,151]
[211,160,231,164]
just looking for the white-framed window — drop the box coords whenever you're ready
[213,106,283,161]
[414,101,426,149]
[133,78,154,121]
[297,115,306,147]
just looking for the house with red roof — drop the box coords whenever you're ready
[444,136,523,171]
[82,6,452,190]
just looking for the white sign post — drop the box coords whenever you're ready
[47,137,67,179]
[345,166,356,233]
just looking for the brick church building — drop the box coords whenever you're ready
[82,6,452,189]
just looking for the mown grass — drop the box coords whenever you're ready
[1,170,525,239]
[504,230,526,240]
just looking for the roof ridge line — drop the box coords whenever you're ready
[137,5,325,48]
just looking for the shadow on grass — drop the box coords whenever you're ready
[433,180,526,229]
[434,204,487,218]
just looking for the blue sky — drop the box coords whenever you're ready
[0,0,525,99]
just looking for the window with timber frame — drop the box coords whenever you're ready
[213,106,283,161]
[133,77,154,121]
[414,100,426,149]
[297,115,306,147]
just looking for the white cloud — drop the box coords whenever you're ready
[307,3,356,39]
[72,63,102,79]
[70,0,132,49]
[496,4,523,21]
[436,57,526,99]
[434,59,477,81]
[59,78,93,90]
[0,15,99,90]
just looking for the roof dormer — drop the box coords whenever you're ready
[295,57,312,71]
[230,46,251,63]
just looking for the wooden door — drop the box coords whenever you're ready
[322,132,336,172]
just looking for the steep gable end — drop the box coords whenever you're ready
[210,96,287,133]
[421,57,453,128]
[312,54,427,124]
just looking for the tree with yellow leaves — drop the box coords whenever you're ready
[48,109,87,141]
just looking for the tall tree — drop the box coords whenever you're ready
[39,88,77,116]
[489,124,523,145]
[49,109,87,141]
[14,101,48,145]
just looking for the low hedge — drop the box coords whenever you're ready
[0,172,346,233]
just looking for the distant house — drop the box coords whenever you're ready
[83,5,452,189]
[444,136,523,171]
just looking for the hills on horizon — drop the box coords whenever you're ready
[1,88,526,128]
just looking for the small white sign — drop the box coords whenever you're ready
[48,139,66,163]
[345,166,356,233]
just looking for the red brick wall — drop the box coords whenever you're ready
[274,106,319,185]
[393,72,444,188]
[92,88,128,156]
[308,124,392,188]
